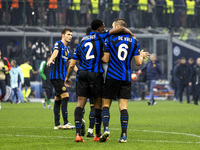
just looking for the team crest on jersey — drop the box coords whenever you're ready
[153,64,156,67]
[65,52,68,57]
[62,86,66,91]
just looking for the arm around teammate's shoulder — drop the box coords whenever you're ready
[109,27,136,39]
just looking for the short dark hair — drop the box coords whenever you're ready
[114,18,127,27]
[24,59,30,63]
[85,27,92,35]
[180,57,185,60]
[91,19,103,30]
[62,28,72,35]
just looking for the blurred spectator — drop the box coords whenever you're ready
[128,0,138,27]
[0,49,12,109]
[176,57,191,103]
[6,40,22,64]
[109,0,120,26]
[32,39,47,81]
[89,0,99,20]
[45,0,58,26]
[164,0,175,28]
[32,0,39,25]
[71,0,81,26]
[172,59,180,101]
[194,57,200,105]
[62,0,72,26]
[23,41,34,67]
[9,59,24,103]
[0,0,6,25]
[188,58,196,102]
[10,0,20,25]
[174,0,185,28]
[156,0,165,27]
[137,0,148,28]
[147,0,156,28]
[81,0,89,26]
[138,54,163,105]
[26,0,34,26]
[196,0,200,27]
[186,0,195,28]
[98,0,106,23]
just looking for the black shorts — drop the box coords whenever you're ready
[102,79,131,100]
[22,78,31,87]
[76,70,103,98]
[51,79,68,97]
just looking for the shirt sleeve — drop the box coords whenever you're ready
[73,46,80,60]
[53,42,60,51]
[104,38,110,53]
[39,61,47,80]
[18,67,24,84]
[98,30,110,39]
[29,65,33,72]
[133,39,140,56]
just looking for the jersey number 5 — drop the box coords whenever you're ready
[85,42,95,60]
[118,44,128,61]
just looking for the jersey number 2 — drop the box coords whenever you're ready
[85,42,95,60]
[118,44,128,61]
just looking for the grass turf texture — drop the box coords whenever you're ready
[0,100,200,150]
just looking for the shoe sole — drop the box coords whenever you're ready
[119,140,127,143]
[99,131,110,142]
[61,127,75,130]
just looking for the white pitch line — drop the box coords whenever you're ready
[110,128,200,138]
[0,134,74,139]
[0,134,200,144]
[1,126,200,139]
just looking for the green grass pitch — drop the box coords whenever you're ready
[0,100,200,150]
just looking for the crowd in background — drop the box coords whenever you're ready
[0,0,200,28]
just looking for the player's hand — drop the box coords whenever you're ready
[47,60,54,66]
[64,78,71,87]
[189,82,192,86]
[140,50,150,59]
[138,70,142,74]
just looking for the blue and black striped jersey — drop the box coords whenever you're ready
[50,40,71,80]
[73,31,109,73]
[104,34,140,81]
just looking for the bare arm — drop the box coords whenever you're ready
[134,50,150,66]
[47,50,59,66]
[65,59,77,86]
[109,27,136,39]
[102,52,110,63]
[68,59,78,73]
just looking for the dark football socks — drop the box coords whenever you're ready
[89,106,95,129]
[61,97,69,125]
[120,109,129,137]
[75,107,83,136]
[54,100,62,126]
[95,109,102,137]
[101,107,110,131]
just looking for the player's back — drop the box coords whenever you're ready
[105,34,140,81]
[74,32,107,73]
